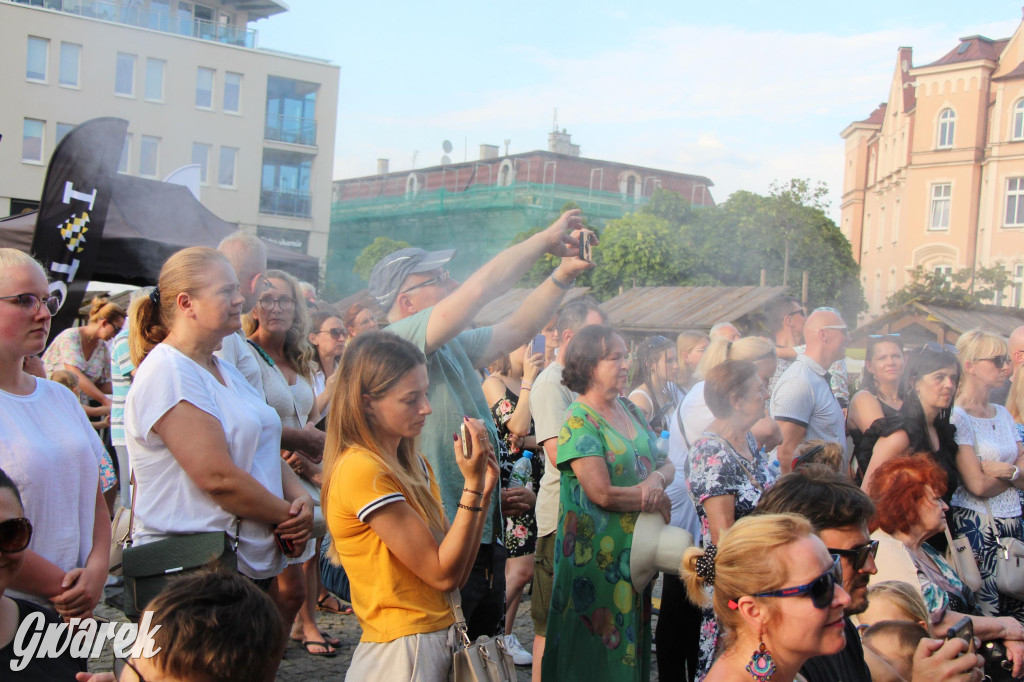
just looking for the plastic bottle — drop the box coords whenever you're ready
[508,450,534,488]
[657,430,671,458]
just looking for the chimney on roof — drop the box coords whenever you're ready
[548,128,580,157]
[479,144,499,161]
[377,158,389,175]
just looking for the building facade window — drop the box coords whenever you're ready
[937,108,956,149]
[118,134,132,174]
[1006,177,1024,227]
[929,183,951,230]
[191,142,211,184]
[223,72,242,113]
[1013,264,1024,308]
[196,67,215,109]
[59,43,80,87]
[115,53,135,96]
[22,119,44,163]
[145,58,165,101]
[1014,100,1024,141]
[140,135,159,177]
[260,150,312,217]
[218,146,237,187]
[405,173,419,197]
[26,37,48,82]
[265,76,318,145]
[933,264,953,284]
[55,123,75,146]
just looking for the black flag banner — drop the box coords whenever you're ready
[31,117,128,343]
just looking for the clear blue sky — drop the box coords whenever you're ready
[258,1,1024,219]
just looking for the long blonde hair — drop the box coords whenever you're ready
[1008,363,1024,423]
[694,335,775,381]
[242,269,315,379]
[322,331,445,562]
[956,328,1008,398]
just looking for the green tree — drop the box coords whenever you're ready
[353,236,412,281]
[589,213,695,299]
[885,265,1012,310]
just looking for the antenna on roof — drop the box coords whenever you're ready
[503,139,511,156]
[553,108,559,132]
[411,150,419,170]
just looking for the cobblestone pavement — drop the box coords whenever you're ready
[91,581,663,680]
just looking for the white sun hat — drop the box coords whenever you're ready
[630,512,694,593]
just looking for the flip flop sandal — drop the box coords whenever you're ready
[317,595,354,615]
[300,640,337,658]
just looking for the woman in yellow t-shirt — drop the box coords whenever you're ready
[322,331,499,680]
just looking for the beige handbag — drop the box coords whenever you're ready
[944,526,982,593]
[447,591,515,682]
[108,504,131,576]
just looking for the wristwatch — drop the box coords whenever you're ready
[1011,466,1020,482]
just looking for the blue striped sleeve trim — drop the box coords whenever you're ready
[357,493,406,522]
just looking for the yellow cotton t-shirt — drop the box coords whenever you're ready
[326,447,454,642]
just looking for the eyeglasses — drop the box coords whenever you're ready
[827,540,879,573]
[0,517,32,553]
[317,327,345,340]
[257,295,296,312]
[981,355,1012,370]
[114,656,148,681]
[0,293,59,316]
[868,333,900,339]
[820,325,848,332]
[401,269,449,294]
[750,554,842,609]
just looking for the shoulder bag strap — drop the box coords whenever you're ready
[706,433,763,493]
[446,589,472,649]
[126,469,138,546]
[675,403,691,450]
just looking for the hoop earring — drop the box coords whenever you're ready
[746,634,776,682]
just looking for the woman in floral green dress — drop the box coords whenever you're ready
[542,325,675,681]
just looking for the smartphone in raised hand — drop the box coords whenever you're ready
[460,422,472,459]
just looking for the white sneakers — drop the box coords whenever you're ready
[503,633,533,666]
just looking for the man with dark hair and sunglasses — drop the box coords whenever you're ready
[367,210,595,642]
[756,465,983,682]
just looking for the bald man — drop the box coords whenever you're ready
[770,308,850,472]
[992,325,1024,405]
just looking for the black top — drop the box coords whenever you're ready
[800,617,872,682]
[850,398,900,477]
[0,598,87,680]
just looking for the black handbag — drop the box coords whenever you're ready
[980,640,1015,682]
[121,473,239,619]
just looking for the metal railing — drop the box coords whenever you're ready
[264,115,317,146]
[12,0,258,48]
[260,189,312,219]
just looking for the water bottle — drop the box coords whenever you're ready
[508,450,534,488]
[657,430,671,459]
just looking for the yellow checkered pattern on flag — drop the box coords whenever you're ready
[59,212,90,253]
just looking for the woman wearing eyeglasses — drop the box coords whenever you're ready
[343,303,379,339]
[848,335,904,480]
[681,513,851,682]
[948,329,1024,625]
[868,454,1024,675]
[0,467,86,677]
[0,249,109,622]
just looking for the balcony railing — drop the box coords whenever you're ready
[264,115,317,147]
[13,0,258,48]
[260,189,312,219]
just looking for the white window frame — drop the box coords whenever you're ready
[140,135,160,178]
[191,143,211,184]
[934,265,953,285]
[144,58,165,102]
[1013,264,1024,308]
[195,67,215,109]
[58,42,80,88]
[218,146,238,188]
[929,183,952,231]
[1006,177,1024,227]
[115,53,136,97]
[55,122,75,146]
[118,133,132,174]
[26,36,49,83]
[937,108,956,149]
[223,72,242,114]
[22,118,44,163]
[1014,100,1024,141]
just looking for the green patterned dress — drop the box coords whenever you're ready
[541,399,664,682]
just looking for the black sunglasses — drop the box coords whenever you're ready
[827,540,879,572]
[317,327,345,341]
[0,518,32,553]
[981,355,1012,370]
[751,554,842,609]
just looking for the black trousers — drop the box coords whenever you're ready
[655,572,701,682]
[459,542,507,640]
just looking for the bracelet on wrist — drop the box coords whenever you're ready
[520,383,532,392]
[549,271,575,290]
[653,471,666,487]
[462,487,484,497]
[458,503,484,512]
[1011,466,1020,482]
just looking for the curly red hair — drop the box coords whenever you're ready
[867,453,948,534]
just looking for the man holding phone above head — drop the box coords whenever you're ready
[367,209,595,641]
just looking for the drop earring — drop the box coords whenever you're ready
[745,633,776,682]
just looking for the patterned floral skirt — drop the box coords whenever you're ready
[950,506,1024,623]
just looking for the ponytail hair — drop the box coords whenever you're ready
[87,296,125,324]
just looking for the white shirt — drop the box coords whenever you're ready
[530,362,575,538]
[951,405,1024,517]
[125,344,286,579]
[215,330,264,394]
[666,381,711,538]
[0,378,104,604]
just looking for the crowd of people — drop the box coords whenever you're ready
[2,207,1024,682]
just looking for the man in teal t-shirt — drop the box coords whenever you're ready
[369,209,594,640]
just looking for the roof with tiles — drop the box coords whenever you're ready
[923,35,1009,68]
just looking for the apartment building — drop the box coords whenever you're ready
[841,15,1024,315]
[1,0,339,259]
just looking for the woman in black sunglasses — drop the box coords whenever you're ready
[308,309,347,424]
[0,466,84,677]
[681,513,851,682]
[949,329,1024,627]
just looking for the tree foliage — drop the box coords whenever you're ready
[885,265,1012,310]
[588,213,695,299]
[506,202,597,288]
[353,236,412,281]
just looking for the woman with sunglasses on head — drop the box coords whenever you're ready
[627,335,682,433]
[0,249,109,623]
[948,329,1024,624]
[868,453,1024,675]
[343,302,379,339]
[0,467,85,677]
[849,335,904,480]
[681,513,851,682]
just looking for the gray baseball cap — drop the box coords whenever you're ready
[369,247,456,312]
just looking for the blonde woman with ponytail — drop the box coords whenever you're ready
[322,331,499,681]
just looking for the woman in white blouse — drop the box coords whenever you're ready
[949,329,1024,623]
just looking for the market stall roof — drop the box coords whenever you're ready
[0,174,318,285]
[850,301,1024,347]
[600,285,788,336]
